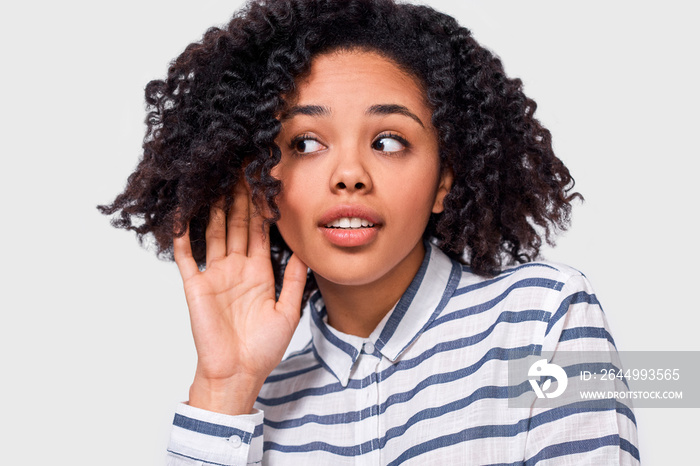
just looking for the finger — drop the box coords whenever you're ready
[205,198,227,267]
[247,191,270,258]
[276,253,308,319]
[173,223,199,281]
[227,182,250,256]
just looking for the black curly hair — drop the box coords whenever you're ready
[98,0,581,304]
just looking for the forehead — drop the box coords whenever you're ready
[288,50,430,114]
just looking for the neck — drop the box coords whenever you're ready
[314,242,426,338]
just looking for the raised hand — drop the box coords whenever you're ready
[173,182,308,415]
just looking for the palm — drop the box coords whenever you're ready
[183,254,298,379]
[173,183,307,408]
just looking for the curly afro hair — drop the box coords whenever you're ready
[99,0,581,304]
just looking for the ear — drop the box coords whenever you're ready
[431,168,454,214]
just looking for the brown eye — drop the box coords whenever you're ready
[372,135,408,153]
[372,138,403,152]
[291,137,325,154]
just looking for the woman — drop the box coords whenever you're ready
[99,0,639,463]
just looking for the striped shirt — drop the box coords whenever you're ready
[166,243,639,465]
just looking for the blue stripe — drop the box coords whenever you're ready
[531,400,636,428]
[483,432,639,466]
[172,414,252,443]
[457,277,565,300]
[546,291,600,336]
[524,434,620,465]
[263,440,368,456]
[615,402,637,426]
[167,449,230,466]
[375,243,432,352]
[253,423,264,438]
[559,326,616,347]
[482,459,523,465]
[454,262,562,297]
[265,363,322,383]
[620,436,641,461]
[264,405,375,429]
[533,399,634,430]
[309,301,359,361]
[282,343,313,360]
[433,278,563,330]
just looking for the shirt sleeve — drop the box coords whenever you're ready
[166,403,264,466]
[523,271,640,465]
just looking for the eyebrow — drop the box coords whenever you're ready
[280,103,425,127]
[366,104,424,128]
[280,105,331,121]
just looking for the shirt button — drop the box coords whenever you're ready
[228,435,242,448]
[363,341,375,354]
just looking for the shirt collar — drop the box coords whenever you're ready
[308,242,462,386]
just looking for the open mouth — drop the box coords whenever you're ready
[320,210,381,247]
[324,217,376,229]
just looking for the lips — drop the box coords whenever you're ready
[318,205,382,247]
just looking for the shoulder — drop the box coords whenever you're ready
[496,260,587,285]
[437,259,608,348]
[491,260,602,324]
[449,259,592,307]
[492,261,614,352]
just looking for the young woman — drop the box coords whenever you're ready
[99,0,639,464]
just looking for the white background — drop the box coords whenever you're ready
[1,0,697,464]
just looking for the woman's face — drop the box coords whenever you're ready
[272,50,452,289]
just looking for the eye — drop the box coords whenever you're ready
[290,135,326,155]
[372,133,409,153]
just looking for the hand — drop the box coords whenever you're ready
[173,182,307,415]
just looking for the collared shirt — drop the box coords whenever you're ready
[166,243,640,465]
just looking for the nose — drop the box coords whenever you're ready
[330,148,373,193]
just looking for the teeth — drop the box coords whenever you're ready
[326,217,375,229]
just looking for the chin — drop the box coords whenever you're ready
[311,267,388,288]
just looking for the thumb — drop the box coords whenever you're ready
[276,253,308,319]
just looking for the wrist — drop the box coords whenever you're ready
[188,371,264,416]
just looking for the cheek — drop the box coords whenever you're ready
[272,162,316,230]
[388,162,441,206]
